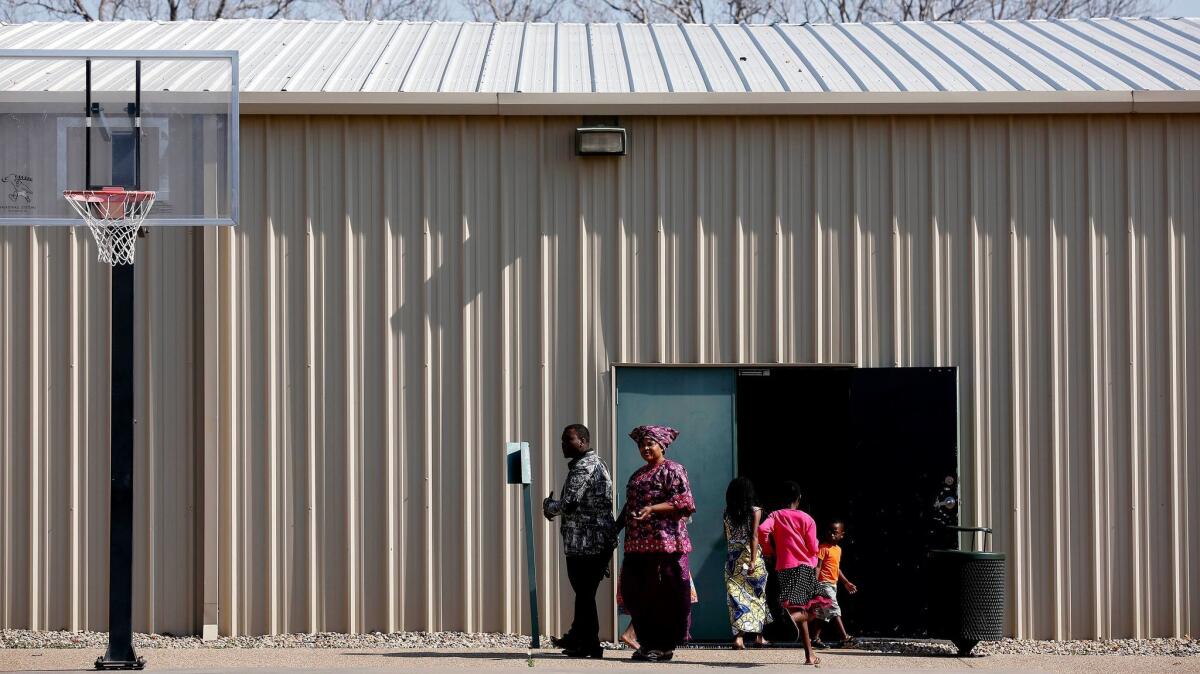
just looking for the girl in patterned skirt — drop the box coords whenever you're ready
[757,481,833,666]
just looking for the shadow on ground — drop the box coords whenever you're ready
[341,651,766,668]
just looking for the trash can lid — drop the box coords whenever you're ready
[928,549,1006,561]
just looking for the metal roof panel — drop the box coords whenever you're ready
[477,22,523,93]
[619,23,669,92]
[651,24,706,92]
[324,21,401,92]
[681,23,744,92]
[589,24,630,93]
[713,24,784,92]
[742,24,824,92]
[555,22,590,92]
[440,22,494,93]
[517,22,555,92]
[3,18,1200,99]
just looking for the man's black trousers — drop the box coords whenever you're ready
[564,553,609,648]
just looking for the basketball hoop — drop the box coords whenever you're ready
[63,188,156,266]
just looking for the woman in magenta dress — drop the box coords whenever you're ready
[617,424,696,662]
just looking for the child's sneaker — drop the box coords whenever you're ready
[812,639,830,650]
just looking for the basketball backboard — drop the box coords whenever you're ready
[0,50,238,226]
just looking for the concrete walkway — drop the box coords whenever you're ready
[2,648,1198,673]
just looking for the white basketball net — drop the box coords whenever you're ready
[63,190,156,266]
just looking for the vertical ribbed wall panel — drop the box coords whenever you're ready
[0,227,198,636]
[0,114,1196,641]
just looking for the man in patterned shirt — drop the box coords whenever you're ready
[543,423,615,659]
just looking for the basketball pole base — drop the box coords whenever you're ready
[94,655,146,671]
[95,262,144,672]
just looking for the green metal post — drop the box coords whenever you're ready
[522,482,540,649]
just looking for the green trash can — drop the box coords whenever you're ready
[927,526,1005,656]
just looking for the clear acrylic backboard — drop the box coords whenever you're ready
[0,50,238,226]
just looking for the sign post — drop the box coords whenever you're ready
[506,442,540,649]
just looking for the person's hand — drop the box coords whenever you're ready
[541,491,555,520]
[844,580,858,594]
[632,506,653,521]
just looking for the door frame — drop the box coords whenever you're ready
[607,362,853,640]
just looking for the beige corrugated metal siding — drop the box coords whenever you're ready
[0,113,1197,641]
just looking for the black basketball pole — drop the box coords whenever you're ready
[95,59,145,672]
[95,260,142,671]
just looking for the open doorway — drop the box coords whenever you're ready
[613,365,958,642]
[736,367,959,638]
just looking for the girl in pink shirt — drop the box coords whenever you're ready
[758,481,833,666]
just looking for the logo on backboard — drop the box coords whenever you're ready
[2,173,33,205]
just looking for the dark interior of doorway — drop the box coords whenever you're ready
[735,366,959,639]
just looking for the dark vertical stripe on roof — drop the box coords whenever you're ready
[648,24,674,93]
[396,22,434,92]
[958,21,1064,90]
[802,24,867,92]
[473,22,497,93]
[832,22,907,91]
[712,24,752,92]
[865,21,945,91]
[586,23,597,93]
[616,23,637,93]
[435,22,466,93]
[552,22,559,93]
[770,24,829,92]
[678,23,714,92]
[513,22,528,92]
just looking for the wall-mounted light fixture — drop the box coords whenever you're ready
[575,116,627,157]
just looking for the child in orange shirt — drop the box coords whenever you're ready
[812,521,858,648]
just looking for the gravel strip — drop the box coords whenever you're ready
[2,629,1196,657]
[852,637,1200,657]
[0,629,557,650]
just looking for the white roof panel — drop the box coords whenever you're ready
[681,23,744,92]
[651,24,706,92]
[402,22,462,92]
[477,22,523,93]
[773,24,861,91]
[742,24,825,92]
[715,24,784,92]
[556,23,590,93]
[809,23,901,92]
[3,17,1199,98]
[589,24,630,93]
[324,21,401,92]
[619,24,668,92]
[517,22,555,92]
[440,22,494,92]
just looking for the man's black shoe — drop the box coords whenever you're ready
[550,635,576,649]
[562,645,604,659]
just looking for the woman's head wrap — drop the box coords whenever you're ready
[629,425,680,450]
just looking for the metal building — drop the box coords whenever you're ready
[0,18,1198,642]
